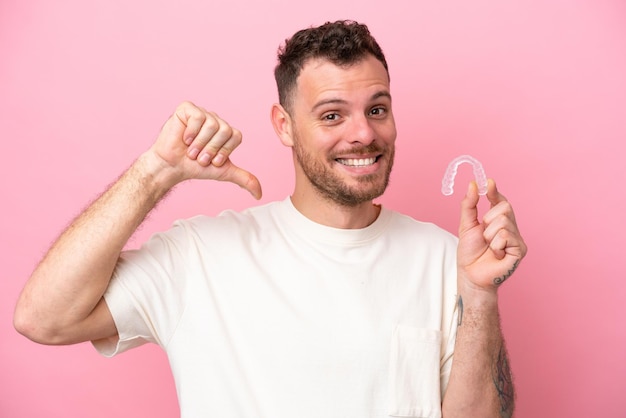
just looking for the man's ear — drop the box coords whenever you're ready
[270,103,294,147]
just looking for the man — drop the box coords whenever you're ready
[14,20,526,417]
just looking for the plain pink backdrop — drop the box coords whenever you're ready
[2,0,625,416]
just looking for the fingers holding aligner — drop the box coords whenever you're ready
[481,191,527,261]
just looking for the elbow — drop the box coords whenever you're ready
[13,302,66,345]
[13,308,39,343]
[14,305,44,344]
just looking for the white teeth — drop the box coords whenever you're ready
[337,157,376,167]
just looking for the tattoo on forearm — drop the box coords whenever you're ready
[493,259,520,285]
[493,344,515,418]
[457,295,464,326]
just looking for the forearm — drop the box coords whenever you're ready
[14,152,175,343]
[442,285,514,418]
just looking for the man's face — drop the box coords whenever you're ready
[288,54,397,207]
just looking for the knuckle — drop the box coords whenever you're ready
[203,116,219,131]
[498,229,512,240]
[220,144,235,155]
[178,101,199,115]
[178,100,194,109]
[501,202,514,216]
[202,143,221,155]
[521,240,529,256]
[498,213,510,224]
[216,123,233,138]
[232,128,242,142]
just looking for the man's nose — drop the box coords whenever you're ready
[347,114,376,145]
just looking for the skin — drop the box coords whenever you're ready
[271,55,396,229]
[13,105,261,344]
[14,53,526,417]
[443,179,527,417]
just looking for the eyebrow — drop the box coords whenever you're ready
[311,90,392,112]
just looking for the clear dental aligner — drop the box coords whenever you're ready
[441,155,488,196]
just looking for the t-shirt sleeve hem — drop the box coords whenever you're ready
[92,334,151,357]
[90,281,155,357]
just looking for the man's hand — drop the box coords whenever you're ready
[457,179,527,292]
[443,179,525,417]
[14,101,263,345]
[147,101,262,199]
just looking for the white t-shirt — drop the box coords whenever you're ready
[94,198,459,418]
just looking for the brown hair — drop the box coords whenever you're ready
[274,20,389,112]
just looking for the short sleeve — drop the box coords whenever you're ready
[91,220,194,357]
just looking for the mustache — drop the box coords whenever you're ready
[331,143,387,158]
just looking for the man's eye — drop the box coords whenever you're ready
[323,113,339,121]
[370,107,386,116]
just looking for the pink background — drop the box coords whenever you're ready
[2,0,625,416]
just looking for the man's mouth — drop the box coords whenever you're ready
[336,156,378,167]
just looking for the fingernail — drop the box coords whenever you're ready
[212,154,225,166]
[188,148,200,159]
[198,153,211,165]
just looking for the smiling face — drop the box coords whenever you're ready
[283,54,397,207]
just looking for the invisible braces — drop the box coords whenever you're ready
[441,155,488,196]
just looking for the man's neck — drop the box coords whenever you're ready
[289,192,381,229]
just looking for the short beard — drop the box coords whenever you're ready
[293,140,394,207]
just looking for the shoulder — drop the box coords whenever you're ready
[183,200,281,230]
[121,201,284,267]
[163,200,284,246]
[384,208,457,245]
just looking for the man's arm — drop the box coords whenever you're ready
[442,180,527,418]
[13,102,262,345]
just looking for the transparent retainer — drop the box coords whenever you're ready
[441,155,488,196]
